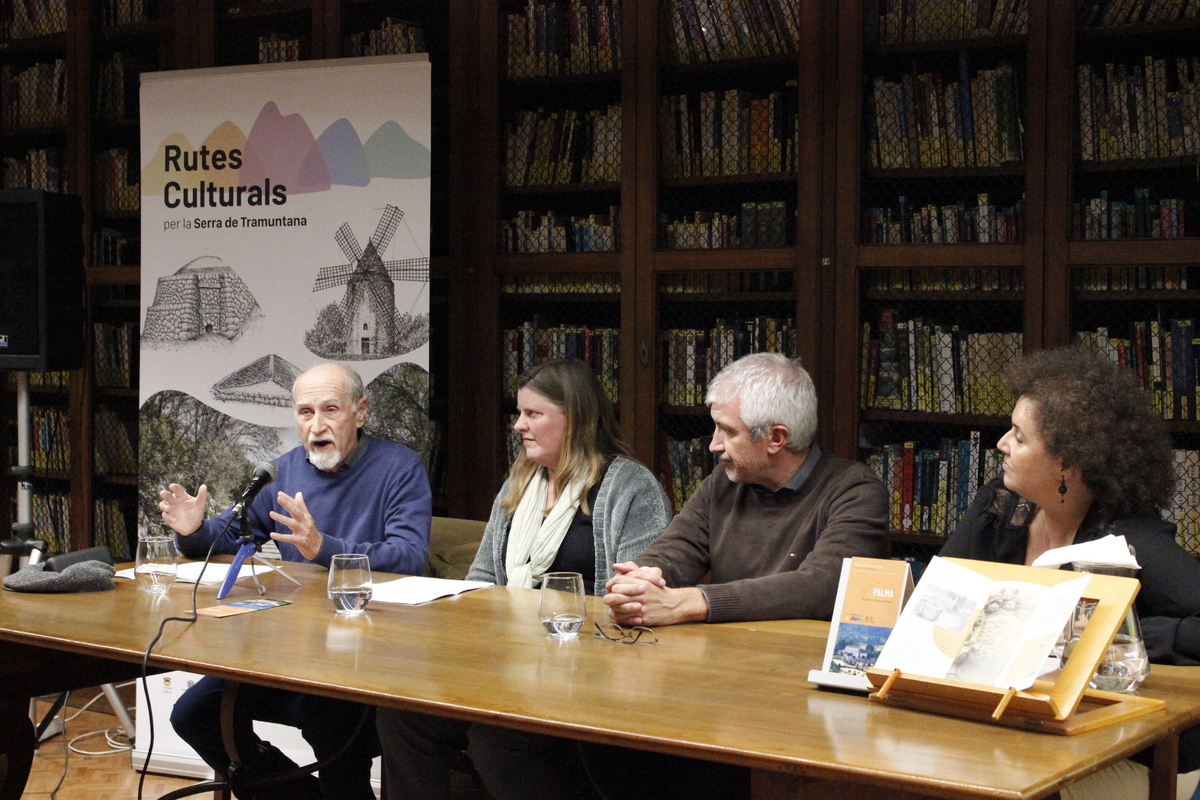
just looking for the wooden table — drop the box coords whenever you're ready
[2,562,1200,800]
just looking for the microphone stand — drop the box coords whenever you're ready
[215,506,299,600]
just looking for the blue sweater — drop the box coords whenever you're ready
[175,435,431,574]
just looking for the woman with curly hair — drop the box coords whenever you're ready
[940,346,1200,800]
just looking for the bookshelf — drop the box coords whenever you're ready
[470,0,633,506]
[1043,2,1200,555]
[463,0,832,516]
[832,0,1049,561]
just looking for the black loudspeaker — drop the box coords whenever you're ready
[0,190,85,371]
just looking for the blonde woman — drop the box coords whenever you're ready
[377,358,672,800]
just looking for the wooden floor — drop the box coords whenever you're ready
[22,698,200,800]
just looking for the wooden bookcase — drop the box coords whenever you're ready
[5,0,1198,543]
[1044,1,1200,555]
[831,0,1050,560]
[467,0,833,518]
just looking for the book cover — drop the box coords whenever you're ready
[808,557,913,691]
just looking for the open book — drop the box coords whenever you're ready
[873,557,1089,691]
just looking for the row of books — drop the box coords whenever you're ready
[95,322,137,388]
[659,434,715,513]
[94,406,137,476]
[342,18,425,58]
[10,370,69,388]
[258,33,303,64]
[866,0,1028,45]
[30,406,69,472]
[29,491,69,556]
[1072,191,1191,240]
[863,433,1004,536]
[499,207,619,253]
[1170,448,1200,554]
[93,227,139,266]
[862,311,1024,415]
[0,61,68,133]
[2,147,63,192]
[1077,58,1200,163]
[1084,0,1200,27]
[861,193,1023,244]
[659,88,798,179]
[659,201,789,249]
[661,318,796,406]
[504,0,622,78]
[93,148,139,215]
[666,0,801,65]
[502,322,619,401]
[1073,320,1199,421]
[94,498,131,561]
[866,267,1024,292]
[504,104,621,186]
[1073,265,1192,290]
[867,56,1023,169]
[100,0,150,27]
[2,0,66,40]
[96,52,150,124]
[500,273,620,294]
[660,269,793,294]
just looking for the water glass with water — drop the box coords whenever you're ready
[1065,560,1149,693]
[539,572,586,637]
[135,534,178,594]
[328,554,372,614]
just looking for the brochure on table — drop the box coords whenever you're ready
[808,557,914,691]
[873,556,1089,691]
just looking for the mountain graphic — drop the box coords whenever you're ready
[306,118,369,187]
[240,102,326,193]
[142,101,431,195]
[363,121,431,179]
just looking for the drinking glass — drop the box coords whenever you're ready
[328,554,372,615]
[1063,560,1149,693]
[135,535,178,594]
[539,572,586,637]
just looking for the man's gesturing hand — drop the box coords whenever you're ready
[269,491,324,561]
[159,483,208,536]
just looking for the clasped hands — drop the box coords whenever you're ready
[158,483,325,561]
[602,561,709,626]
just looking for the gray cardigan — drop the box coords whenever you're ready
[466,456,672,591]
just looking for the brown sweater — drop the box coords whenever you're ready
[637,451,888,623]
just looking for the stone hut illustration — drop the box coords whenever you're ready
[143,256,260,342]
[212,354,301,407]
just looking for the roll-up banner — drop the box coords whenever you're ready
[136,56,432,537]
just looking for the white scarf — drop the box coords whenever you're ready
[505,467,584,589]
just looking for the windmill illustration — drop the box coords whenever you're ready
[312,205,430,357]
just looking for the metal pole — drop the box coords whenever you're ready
[16,370,30,531]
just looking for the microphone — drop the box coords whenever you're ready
[231,462,278,516]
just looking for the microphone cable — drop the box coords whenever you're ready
[136,512,238,800]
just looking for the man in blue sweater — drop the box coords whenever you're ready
[159,362,431,800]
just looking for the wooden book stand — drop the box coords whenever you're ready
[865,558,1165,735]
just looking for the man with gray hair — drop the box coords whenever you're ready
[603,352,888,626]
[159,361,431,800]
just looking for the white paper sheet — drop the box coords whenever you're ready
[115,562,263,585]
[1030,534,1140,569]
[370,576,492,605]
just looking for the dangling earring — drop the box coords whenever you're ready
[1059,474,1068,503]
